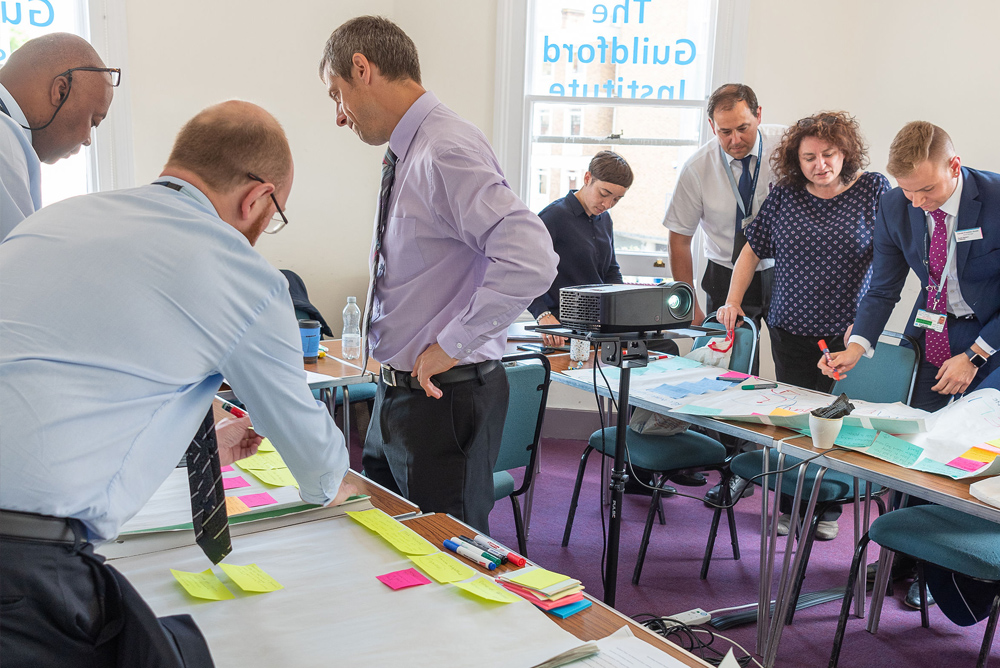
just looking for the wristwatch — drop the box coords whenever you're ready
[965,348,989,368]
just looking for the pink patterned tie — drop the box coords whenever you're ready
[925,209,950,367]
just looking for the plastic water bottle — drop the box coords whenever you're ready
[342,296,362,360]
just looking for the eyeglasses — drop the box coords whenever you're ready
[796,115,837,129]
[17,67,122,132]
[247,173,289,234]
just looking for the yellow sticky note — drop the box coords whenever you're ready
[769,408,799,417]
[986,438,1000,450]
[962,447,998,464]
[257,439,276,452]
[455,577,522,604]
[347,508,405,536]
[225,496,251,515]
[245,467,298,488]
[381,528,438,556]
[235,450,287,471]
[218,563,284,593]
[170,568,234,601]
[410,552,476,583]
[507,567,570,591]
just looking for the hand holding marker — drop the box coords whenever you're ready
[817,340,842,381]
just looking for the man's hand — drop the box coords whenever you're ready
[327,480,361,507]
[537,312,566,347]
[931,353,978,396]
[412,343,459,399]
[820,343,865,379]
[715,302,743,332]
[215,416,263,466]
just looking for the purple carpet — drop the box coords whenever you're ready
[481,438,995,668]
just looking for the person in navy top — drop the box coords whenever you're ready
[529,151,630,347]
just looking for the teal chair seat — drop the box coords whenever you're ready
[493,471,517,501]
[331,383,377,405]
[590,427,727,472]
[730,450,879,504]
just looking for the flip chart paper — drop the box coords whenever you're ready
[170,569,234,600]
[455,577,522,603]
[376,568,431,590]
[409,552,476,583]
[219,563,284,593]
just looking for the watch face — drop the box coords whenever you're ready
[968,350,988,368]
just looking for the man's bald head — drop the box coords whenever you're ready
[165,101,293,194]
[0,32,115,164]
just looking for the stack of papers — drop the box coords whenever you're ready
[497,566,591,618]
[233,440,299,488]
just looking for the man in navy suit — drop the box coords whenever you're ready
[821,121,999,412]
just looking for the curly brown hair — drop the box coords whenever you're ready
[770,111,868,190]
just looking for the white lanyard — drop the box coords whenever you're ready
[720,130,763,219]
[924,220,956,310]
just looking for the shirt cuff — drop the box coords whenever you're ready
[976,337,997,357]
[436,320,476,361]
[848,335,875,358]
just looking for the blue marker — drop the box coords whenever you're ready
[443,539,496,570]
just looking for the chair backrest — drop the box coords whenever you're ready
[831,330,920,405]
[493,354,551,487]
[692,315,759,375]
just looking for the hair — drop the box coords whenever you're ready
[706,83,759,123]
[770,111,868,190]
[587,150,633,188]
[165,102,292,193]
[319,16,421,84]
[886,121,955,178]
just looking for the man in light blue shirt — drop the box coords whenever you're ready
[0,101,355,666]
[0,32,117,239]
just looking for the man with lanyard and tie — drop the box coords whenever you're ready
[319,16,557,534]
[823,121,1000,412]
[0,101,356,666]
[0,33,118,240]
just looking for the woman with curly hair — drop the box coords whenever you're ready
[718,111,890,393]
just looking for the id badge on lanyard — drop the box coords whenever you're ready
[913,223,953,333]
[722,131,763,227]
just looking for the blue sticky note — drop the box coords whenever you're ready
[545,598,593,619]
[865,432,923,468]
[912,458,964,479]
[650,383,691,399]
[653,356,703,372]
[676,405,724,416]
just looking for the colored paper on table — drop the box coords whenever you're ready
[376,568,431,590]
[409,552,476,583]
[234,451,287,470]
[244,467,298,488]
[222,476,251,490]
[650,383,691,399]
[797,425,878,448]
[239,492,277,508]
[717,371,750,381]
[218,563,284,593]
[257,439,276,452]
[962,447,999,464]
[770,408,799,417]
[347,508,404,535]
[988,438,1000,449]
[455,577,522,603]
[507,567,570,591]
[224,497,251,515]
[546,598,592,618]
[220,465,234,473]
[381,528,437,556]
[676,405,724,416]
[865,432,923,468]
[170,568,234,601]
[978,442,1000,455]
[912,458,965,479]
[948,457,988,473]
[657,356,703,371]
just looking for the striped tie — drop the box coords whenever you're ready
[361,147,397,372]
[186,407,232,564]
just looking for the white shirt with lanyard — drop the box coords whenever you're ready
[720,130,764,233]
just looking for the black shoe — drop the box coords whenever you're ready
[905,580,935,609]
[866,558,915,584]
[624,476,675,498]
[703,475,753,507]
[670,470,707,487]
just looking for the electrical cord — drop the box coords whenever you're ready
[632,614,761,667]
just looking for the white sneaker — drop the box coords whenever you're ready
[815,520,840,541]
[776,513,791,536]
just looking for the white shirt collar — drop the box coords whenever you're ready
[936,169,963,220]
[0,83,31,142]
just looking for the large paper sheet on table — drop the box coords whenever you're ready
[111,516,586,668]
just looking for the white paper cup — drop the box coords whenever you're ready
[570,338,590,363]
[808,414,843,450]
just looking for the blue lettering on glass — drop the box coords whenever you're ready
[591,0,650,24]
[674,38,695,65]
[542,34,697,66]
[2,1,21,24]
[0,0,54,27]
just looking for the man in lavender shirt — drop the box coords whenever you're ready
[320,16,557,532]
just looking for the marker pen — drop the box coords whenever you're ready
[741,382,777,390]
[467,533,527,567]
[443,539,496,570]
[451,536,501,566]
[215,396,248,418]
[817,339,842,381]
[460,535,508,564]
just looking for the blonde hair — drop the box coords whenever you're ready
[887,121,954,178]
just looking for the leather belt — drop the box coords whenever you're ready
[380,359,500,391]
[0,509,78,544]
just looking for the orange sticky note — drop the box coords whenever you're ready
[225,497,251,515]
[962,447,998,464]
[769,408,799,416]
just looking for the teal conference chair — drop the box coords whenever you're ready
[830,505,1000,668]
[562,316,759,582]
[493,352,551,556]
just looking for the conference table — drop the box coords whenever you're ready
[544,348,999,667]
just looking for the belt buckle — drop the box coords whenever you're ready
[381,366,398,387]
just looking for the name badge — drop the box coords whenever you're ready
[741,215,753,230]
[955,227,983,242]
[914,309,946,333]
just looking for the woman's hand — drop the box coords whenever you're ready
[716,302,745,332]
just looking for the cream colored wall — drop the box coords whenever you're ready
[124,0,497,322]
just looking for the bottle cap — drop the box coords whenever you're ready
[347,296,357,303]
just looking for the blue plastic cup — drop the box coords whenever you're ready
[298,319,321,363]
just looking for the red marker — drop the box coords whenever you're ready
[215,395,247,418]
[817,340,842,381]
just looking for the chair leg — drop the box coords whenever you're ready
[786,510,822,626]
[657,495,666,526]
[562,446,594,547]
[917,562,930,629]
[977,591,1000,668]
[725,496,741,560]
[510,495,527,558]
[701,470,736,580]
[873,494,887,517]
[829,534,871,668]
[633,488,663,585]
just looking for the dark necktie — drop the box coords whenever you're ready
[361,147,397,372]
[186,406,231,564]
[731,154,754,263]
[925,208,951,367]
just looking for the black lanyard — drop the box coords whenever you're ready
[0,96,11,119]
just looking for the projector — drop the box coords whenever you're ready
[559,283,695,333]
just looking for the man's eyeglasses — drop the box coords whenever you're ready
[17,67,122,132]
[247,173,289,234]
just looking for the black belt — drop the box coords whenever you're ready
[380,359,500,391]
[0,509,78,544]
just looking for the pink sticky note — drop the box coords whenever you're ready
[376,568,431,590]
[948,457,987,473]
[222,476,251,490]
[717,371,751,381]
[238,492,277,507]
[220,465,234,472]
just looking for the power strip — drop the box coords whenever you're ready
[663,608,712,628]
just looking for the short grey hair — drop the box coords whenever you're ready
[319,16,421,84]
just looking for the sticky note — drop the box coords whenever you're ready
[410,552,476,584]
[220,465,234,472]
[219,563,284,593]
[376,568,431,590]
[962,447,998,464]
[455,577,522,603]
[770,408,799,416]
[234,451,287,471]
[507,567,569,591]
[222,476,251,490]
[650,383,691,399]
[245,467,298,488]
[718,371,751,381]
[676,405,723,416]
[988,438,1000,449]
[913,458,965,479]
[656,356,702,371]
[546,598,592,619]
[347,508,404,535]
[948,457,987,473]
[865,432,923,468]
[380,528,437,556]
[239,492,277,508]
[170,568,234,601]
[224,497,251,515]
[978,442,1000,455]
[257,439,276,452]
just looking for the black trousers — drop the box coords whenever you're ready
[363,363,509,534]
[0,529,212,668]
[702,262,772,375]
[768,325,847,394]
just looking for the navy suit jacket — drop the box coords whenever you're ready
[854,166,1000,353]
